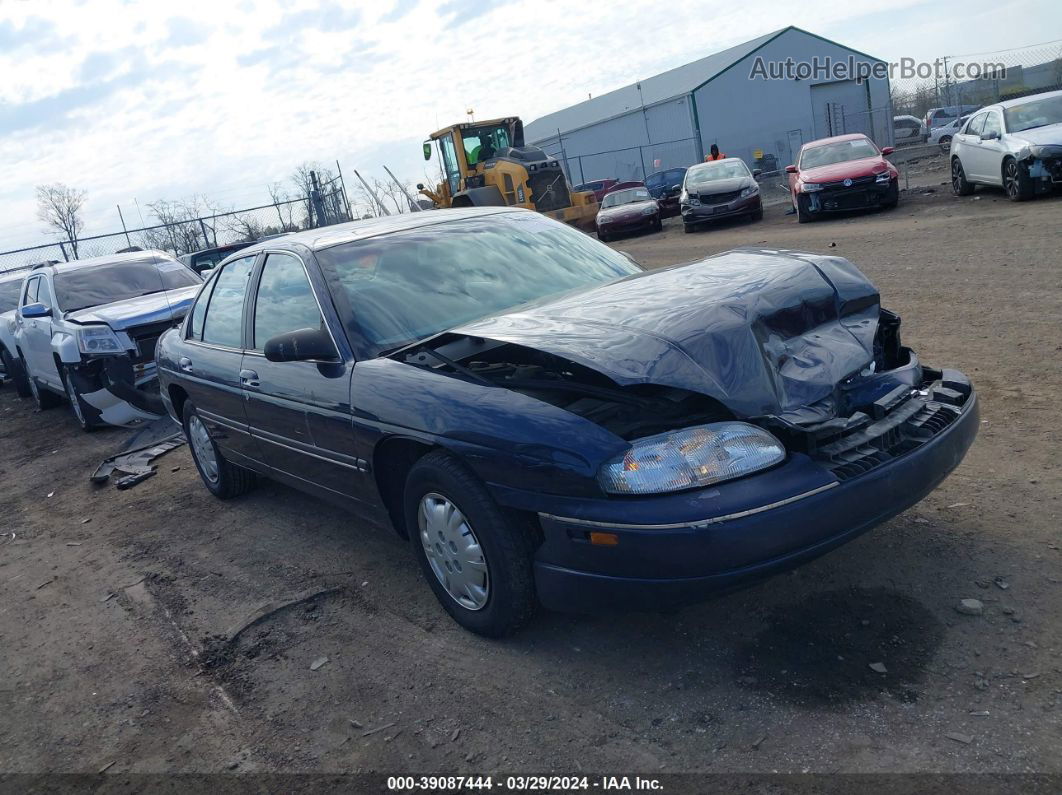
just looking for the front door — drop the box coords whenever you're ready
[180,254,260,465]
[17,275,60,388]
[968,110,1006,185]
[242,251,364,502]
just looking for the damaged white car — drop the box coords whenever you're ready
[14,251,202,430]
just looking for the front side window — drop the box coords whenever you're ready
[23,276,41,305]
[201,256,255,348]
[53,257,201,313]
[438,133,462,196]
[316,212,642,357]
[963,113,987,136]
[799,138,879,170]
[981,112,1002,138]
[252,253,324,350]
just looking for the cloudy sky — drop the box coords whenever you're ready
[2,0,1060,249]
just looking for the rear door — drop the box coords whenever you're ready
[180,254,261,465]
[242,251,365,502]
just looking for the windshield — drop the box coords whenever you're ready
[55,258,202,312]
[601,188,651,207]
[316,212,643,357]
[0,277,23,313]
[686,160,749,185]
[1004,95,1062,133]
[799,138,880,169]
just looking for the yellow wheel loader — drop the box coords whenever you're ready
[417,117,598,229]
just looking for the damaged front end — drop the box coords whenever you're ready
[1018,144,1062,194]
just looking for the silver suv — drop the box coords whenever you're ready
[14,251,202,430]
[950,89,1062,201]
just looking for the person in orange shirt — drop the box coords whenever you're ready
[704,144,726,162]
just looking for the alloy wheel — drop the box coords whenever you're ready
[418,492,489,611]
[1004,161,1019,199]
[188,414,219,483]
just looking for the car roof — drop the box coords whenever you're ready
[802,133,871,149]
[996,88,1062,110]
[226,207,527,259]
[43,249,178,275]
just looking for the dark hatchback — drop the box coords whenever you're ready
[157,208,978,637]
[645,167,688,217]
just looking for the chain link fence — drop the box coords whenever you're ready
[0,179,352,275]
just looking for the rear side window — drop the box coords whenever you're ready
[186,273,217,341]
[252,253,324,350]
[201,256,255,348]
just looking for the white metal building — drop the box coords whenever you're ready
[525,26,892,184]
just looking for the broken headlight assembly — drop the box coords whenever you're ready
[598,422,785,495]
[740,185,759,197]
[76,325,125,355]
[875,171,892,183]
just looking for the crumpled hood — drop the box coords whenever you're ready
[598,200,657,221]
[65,286,200,330]
[1010,122,1062,147]
[687,176,749,195]
[452,249,881,425]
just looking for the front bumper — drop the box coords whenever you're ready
[69,356,165,426]
[805,179,896,213]
[682,194,761,224]
[597,215,659,236]
[523,380,978,613]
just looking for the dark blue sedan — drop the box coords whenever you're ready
[156,208,978,636]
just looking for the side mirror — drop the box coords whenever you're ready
[752,169,762,178]
[423,142,432,160]
[785,165,797,174]
[980,130,1000,141]
[881,146,895,155]
[20,302,51,319]
[264,328,338,363]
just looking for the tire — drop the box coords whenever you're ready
[682,222,695,233]
[26,363,63,410]
[796,193,813,223]
[1,348,31,398]
[182,400,257,499]
[404,451,538,637]
[751,207,764,222]
[882,181,900,209]
[1003,157,1033,202]
[951,157,974,196]
[653,218,663,232]
[61,366,104,431]
[597,231,610,243]
[939,136,952,154]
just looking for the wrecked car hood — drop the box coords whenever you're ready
[451,249,882,425]
[800,157,887,182]
[65,286,200,330]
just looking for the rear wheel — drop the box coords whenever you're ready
[938,135,952,154]
[1,348,31,398]
[951,157,974,196]
[183,400,257,499]
[1003,157,1033,202]
[404,451,538,637]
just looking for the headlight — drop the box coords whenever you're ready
[875,171,891,183]
[642,206,656,216]
[76,325,125,355]
[802,182,822,192]
[597,422,785,495]
[740,185,759,198]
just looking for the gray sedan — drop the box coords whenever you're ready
[950,89,1062,201]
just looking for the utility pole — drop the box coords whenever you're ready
[382,165,422,212]
[352,169,391,217]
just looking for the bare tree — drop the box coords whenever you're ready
[223,212,265,243]
[268,182,300,231]
[36,183,86,258]
[289,161,337,226]
[351,178,390,218]
[377,176,419,214]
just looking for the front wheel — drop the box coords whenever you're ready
[597,231,610,243]
[404,451,538,637]
[62,366,101,431]
[1003,158,1033,202]
[751,207,764,222]
[882,181,899,209]
[183,400,257,499]
[952,158,974,196]
[682,222,695,233]
[27,364,63,411]
[796,193,813,223]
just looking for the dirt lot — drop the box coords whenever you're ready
[1,178,1060,780]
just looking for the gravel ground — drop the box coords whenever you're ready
[1,176,1060,779]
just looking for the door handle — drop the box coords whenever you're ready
[178,356,193,373]
[240,369,260,388]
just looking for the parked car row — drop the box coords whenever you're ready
[0,251,202,429]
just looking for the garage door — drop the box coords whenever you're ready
[810,79,871,139]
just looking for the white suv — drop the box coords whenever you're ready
[14,251,202,430]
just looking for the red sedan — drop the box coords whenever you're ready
[786,134,899,223]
